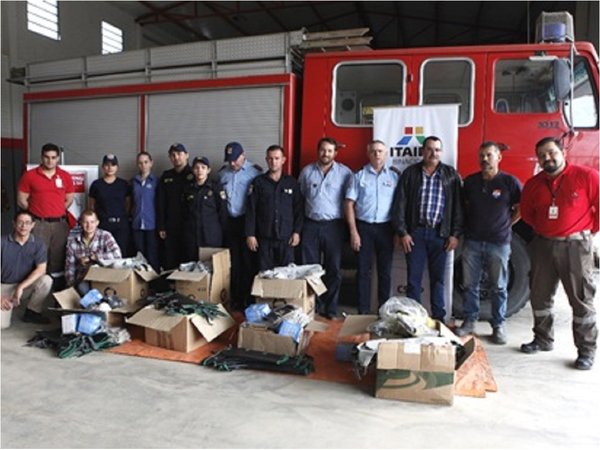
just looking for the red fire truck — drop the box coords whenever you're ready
[13,14,599,318]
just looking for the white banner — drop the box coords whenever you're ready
[373,104,459,170]
[372,104,459,321]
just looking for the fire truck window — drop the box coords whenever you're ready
[421,59,473,125]
[494,60,558,114]
[334,63,404,125]
[563,57,598,128]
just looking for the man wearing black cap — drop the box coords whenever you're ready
[88,154,131,256]
[157,143,193,270]
[218,142,262,309]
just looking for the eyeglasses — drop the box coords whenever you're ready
[16,221,33,226]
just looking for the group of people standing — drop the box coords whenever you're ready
[1,135,597,370]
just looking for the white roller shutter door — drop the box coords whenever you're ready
[146,86,283,174]
[28,97,139,180]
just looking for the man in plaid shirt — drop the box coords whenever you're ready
[65,209,121,294]
[392,136,463,322]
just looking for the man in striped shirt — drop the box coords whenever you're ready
[392,136,463,322]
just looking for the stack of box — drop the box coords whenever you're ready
[338,315,475,405]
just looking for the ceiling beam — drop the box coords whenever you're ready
[138,1,210,40]
[203,2,249,36]
[136,1,190,23]
[394,2,406,47]
[472,1,485,43]
[257,1,287,31]
[308,2,331,31]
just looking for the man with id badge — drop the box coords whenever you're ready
[520,137,599,370]
[17,143,74,277]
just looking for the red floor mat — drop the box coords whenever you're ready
[106,315,495,397]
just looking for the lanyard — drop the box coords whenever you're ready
[545,175,564,206]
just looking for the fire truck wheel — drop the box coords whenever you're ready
[452,234,530,321]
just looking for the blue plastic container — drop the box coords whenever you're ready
[244,303,271,323]
[278,320,303,343]
[77,313,103,335]
[79,289,103,308]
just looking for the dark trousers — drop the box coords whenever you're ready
[226,216,257,309]
[160,225,185,271]
[132,229,160,272]
[406,226,449,320]
[528,235,597,357]
[101,220,130,257]
[257,238,294,271]
[301,219,345,316]
[356,221,394,314]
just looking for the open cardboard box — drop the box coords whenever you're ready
[251,274,326,319]
[51,287,140,328]
[167,248,231,304]
[238,320,328,356]
[339,315,475,405]
[126,304,234,353]
[84,266,159,304]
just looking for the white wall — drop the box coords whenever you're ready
[0,1,176,139]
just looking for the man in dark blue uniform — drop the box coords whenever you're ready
[246,145,303,271]
[156,143,193,270]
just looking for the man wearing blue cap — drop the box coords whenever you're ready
[157,143,193,270]
[218,142,262,309]
[299,137,353,319]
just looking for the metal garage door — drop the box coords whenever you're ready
[28,97,140,180]
[146,86,283,174]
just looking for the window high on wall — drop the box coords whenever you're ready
[27,0,60,40]
[102,21,123,54]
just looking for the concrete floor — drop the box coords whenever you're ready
[2,281,599,449]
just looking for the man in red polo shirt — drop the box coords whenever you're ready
[520,137,599,370]
[17,143,75,276]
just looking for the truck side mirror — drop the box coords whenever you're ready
[553,59,571,101]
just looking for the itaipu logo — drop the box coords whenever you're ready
[390,126,426,158]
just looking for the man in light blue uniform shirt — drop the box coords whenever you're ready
[218,142,262,309]
[345,140,400,314]
[299,137,353,319]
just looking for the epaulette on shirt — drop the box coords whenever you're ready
[253,164,263,172]
[390,166,401,175]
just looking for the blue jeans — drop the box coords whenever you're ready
[461,239,510,327]
[356,221,394,314]
[301,219,345,316]
[406,226,448,320]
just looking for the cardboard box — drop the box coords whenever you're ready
[84,266,159,305]
[339,315,474,406]
[126,304,235,353]
[167,248,231,304]
[237,321,328,356]
[251,274,327,319]
[51,287,139,328]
